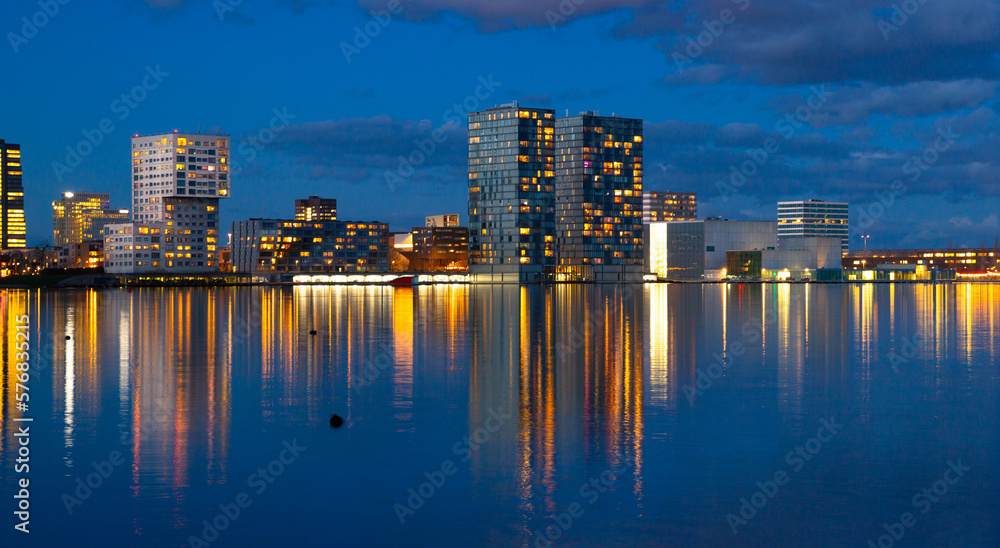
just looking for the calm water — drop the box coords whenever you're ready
[1,284,998,547]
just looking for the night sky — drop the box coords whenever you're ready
[4,0,999,249]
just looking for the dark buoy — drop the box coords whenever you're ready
[309,329,317,335]
[329,414,344,428]
[65,335,71,340]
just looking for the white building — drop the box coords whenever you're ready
[645,219,777,280]
[105,132,230,274]
[777,199,849,255]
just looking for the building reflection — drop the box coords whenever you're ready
[467,285,645,537]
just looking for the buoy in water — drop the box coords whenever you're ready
[309,329,317,335]
[65,335,71,340]
[329,414,344,428]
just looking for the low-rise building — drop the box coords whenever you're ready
[645,219,776,280]
[844,248,1000,277]
[231,219,390,274]
[727,237,842,280]
[411,225,468,271]
[58,240,104,269]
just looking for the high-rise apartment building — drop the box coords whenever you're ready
[642,191,696,223]
[777,200,849,255]
[295,196,337,221]
[0,140,26,248]
[105,132,230,273]
[52,192,129,246]
[468,102,556,283]
[555,112,644,281]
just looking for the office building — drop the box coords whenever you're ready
[642,191,696,223]
[105,132,230,273]
[0,140,25,249]
[231,219,389,275]
[777,200,849,255]
[52,191,129,246]
[412,224,469,271]
[426,214,460,227]
[726,237,842,280]
[554,112,644,282]
[645,219,777,280]
[468,102,556,283]
[295,196,338,221]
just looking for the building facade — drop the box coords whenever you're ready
[426,214,460,227]
[295,196,337,221]
[231,219,389,275]
[105,132,230,274]
[468,102,556,283]
[412,225,469,270]
[52,191,129,246]
[0,140,25,249]
[554,112,644,282]
[844,248,1000,276]
[645,220,777,280]
[777,200,849,255]
[642,191,696,223]
[58,240,104,269]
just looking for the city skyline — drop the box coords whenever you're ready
[2,2,997,250]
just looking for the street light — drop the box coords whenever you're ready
[862,234,870,251]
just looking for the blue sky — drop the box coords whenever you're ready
[3,0,999,249]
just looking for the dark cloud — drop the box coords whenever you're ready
[354,0,647,32]
[767,80,998,128]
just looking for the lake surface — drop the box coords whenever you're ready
[1,284,998,547]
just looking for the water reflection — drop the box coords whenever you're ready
[0,283,997,547]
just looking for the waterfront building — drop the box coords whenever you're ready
[0,140,25,249]
[645,219,777,280]
[105,132,230,274]
[554,112,644,282]
[52,191,129,246]
[231,219,390,275]
[58,240,104,269]
[726,237,842,280]
[468,102,556,283]
[844,248,1000,277]
[642,191,696,223]
[295,196,338,221]
[777,199,849,255]
[412,224,469,271]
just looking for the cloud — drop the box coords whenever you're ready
[767,80,999,128]
[355,0,648,32]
